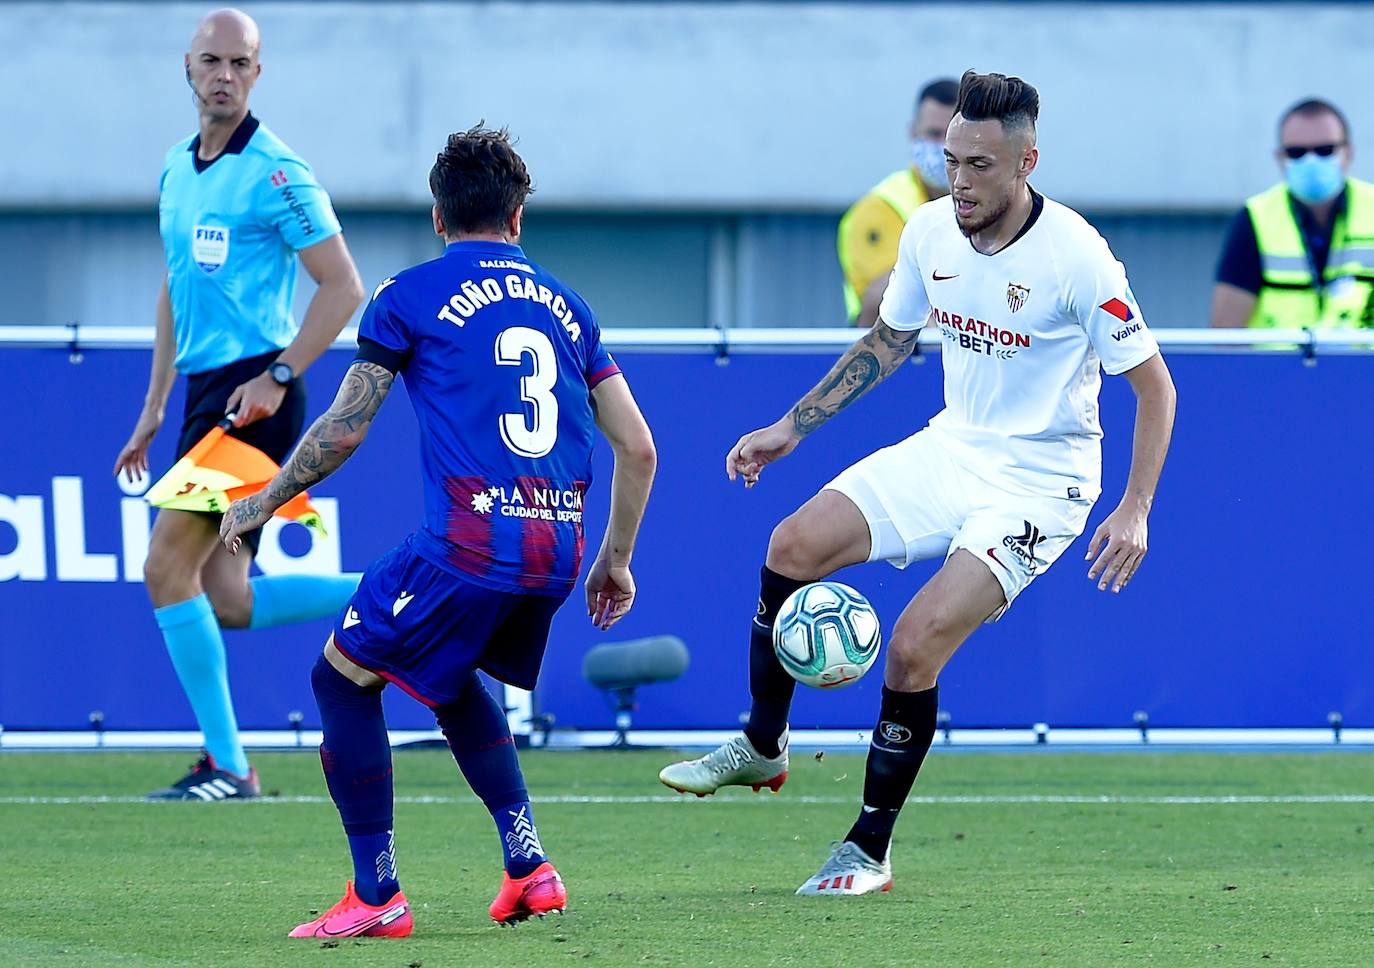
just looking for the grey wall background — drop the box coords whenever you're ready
[1,1,1367,328]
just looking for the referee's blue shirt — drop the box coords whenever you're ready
[159,114,341,374]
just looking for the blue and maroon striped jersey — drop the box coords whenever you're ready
[357,240,620,596]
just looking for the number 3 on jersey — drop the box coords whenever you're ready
[495,326,559,458]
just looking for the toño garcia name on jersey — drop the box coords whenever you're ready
[931,306,1032,360]
[436,274,583,341]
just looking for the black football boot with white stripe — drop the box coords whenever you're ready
[146,752,261,801]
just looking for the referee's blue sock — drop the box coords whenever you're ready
[311,655,400,907]
[248,573,362,630]
[155,594,250,777]
[436,675,547,878]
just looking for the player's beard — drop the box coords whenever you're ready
[955,188,1015,238]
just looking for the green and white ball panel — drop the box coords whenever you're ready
[772,581,881,689]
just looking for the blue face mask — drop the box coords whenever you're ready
[911,139,948,188]
[1285,153,1345,205]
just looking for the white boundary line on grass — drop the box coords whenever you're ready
[3,794,1373,806]
[4,727,1374,750]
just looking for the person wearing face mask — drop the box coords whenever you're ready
[1212,99,1374,329]
[838,78,958,327]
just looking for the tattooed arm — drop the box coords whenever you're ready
[789,321,921,435]
[219,361,395,553]
[726,321,921,488]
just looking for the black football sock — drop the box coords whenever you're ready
[845,684,939,861]
[742,565,809,758]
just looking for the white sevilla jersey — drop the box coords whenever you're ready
[878,191,1160,499]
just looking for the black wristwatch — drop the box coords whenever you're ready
[268,361,295,386]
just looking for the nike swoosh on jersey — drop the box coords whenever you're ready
[392,592,414,617]
[932,271,959,281]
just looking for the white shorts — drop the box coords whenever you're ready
[823,429,1095,621]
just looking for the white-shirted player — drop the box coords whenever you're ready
[659,70,1177,895]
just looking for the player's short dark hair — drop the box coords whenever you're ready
[955,70,1039,139]
[915,78,959,113]
[429,124,533,236]
[1278,98,1350,144]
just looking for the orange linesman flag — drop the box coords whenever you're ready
[145,424,325,535]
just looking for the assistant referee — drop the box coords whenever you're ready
[114,8,365,801]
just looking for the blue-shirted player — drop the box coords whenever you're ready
[220,125,657,936]
[113,9,366,801]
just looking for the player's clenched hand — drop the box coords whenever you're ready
[726,419,801,488]
[226,371,288,428]
[219,495,273,556]
[585,557,635,631]
[1085,501,1149,594]
[113,407,163,483]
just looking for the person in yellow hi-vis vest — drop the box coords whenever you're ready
[838,79,958,327]
[1213,98,1374,330]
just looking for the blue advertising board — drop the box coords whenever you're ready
[2,344,1370,732]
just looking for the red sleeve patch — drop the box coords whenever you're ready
[270,169,289,187]
[1099,297,1134,322]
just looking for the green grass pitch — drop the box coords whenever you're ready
[2,748,1372,966]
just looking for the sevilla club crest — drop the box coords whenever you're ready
[1006,282,1030,313]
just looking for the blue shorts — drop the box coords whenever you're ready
[332,537,567,706]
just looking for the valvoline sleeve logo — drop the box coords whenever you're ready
[192,223,230,274]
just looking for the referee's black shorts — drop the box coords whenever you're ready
[172,349,308,556]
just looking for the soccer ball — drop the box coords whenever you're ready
[772,582,881,689]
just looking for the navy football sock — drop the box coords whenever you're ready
[743,565,809,758]
[436,675,547,878]
[311,655,400,906]
[345,828,399,907]
[845,685,939,862]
